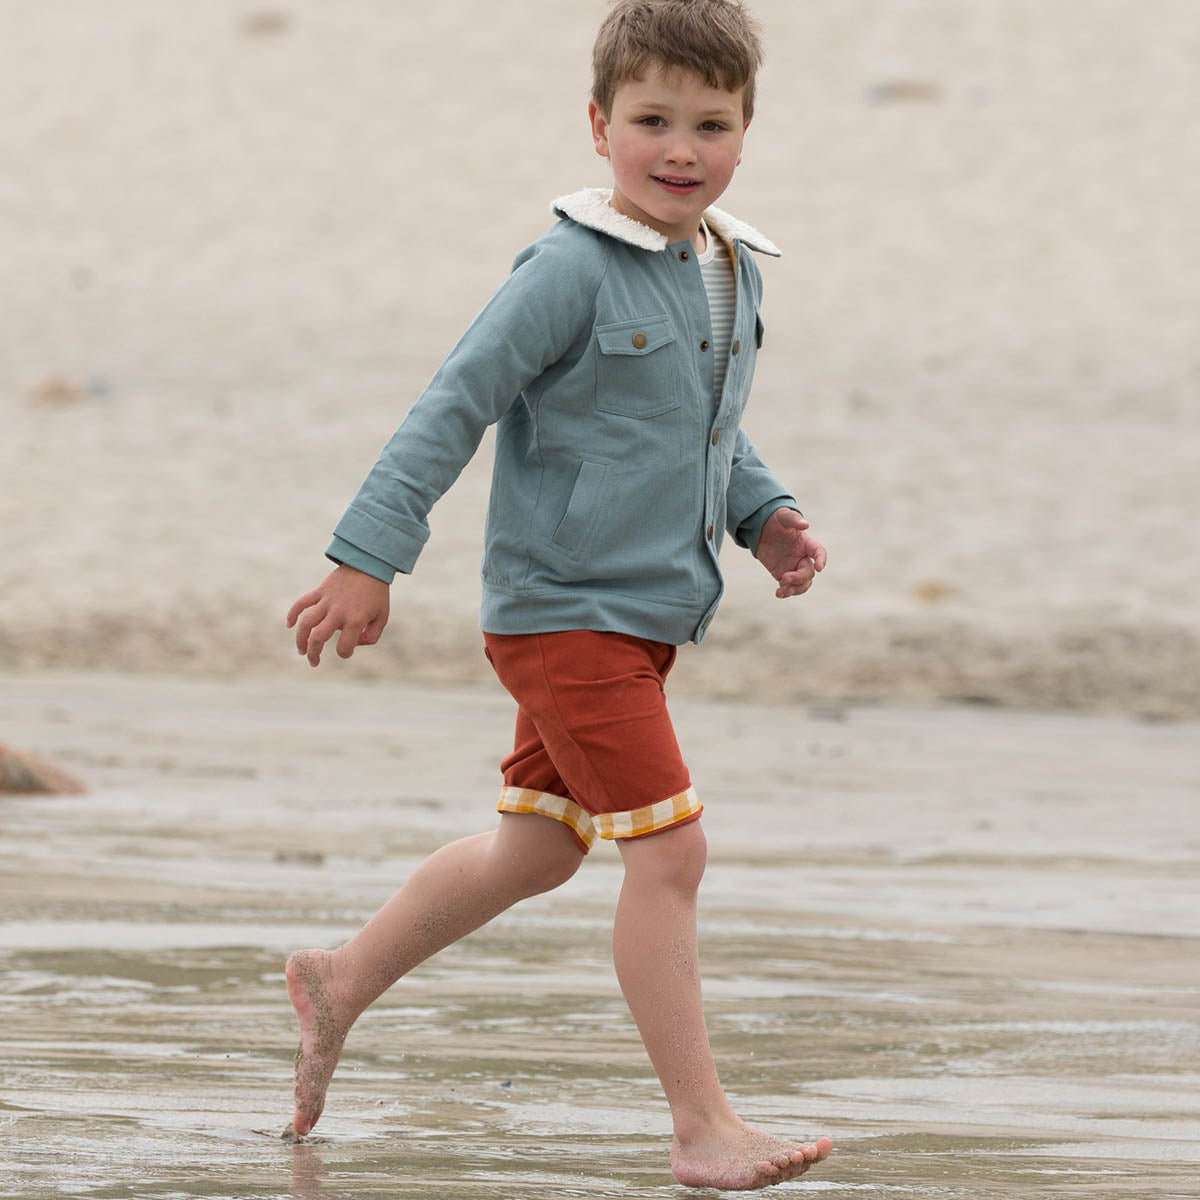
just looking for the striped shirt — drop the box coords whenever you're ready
[698,219,736,408]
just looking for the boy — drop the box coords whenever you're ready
[284,0,832,1188]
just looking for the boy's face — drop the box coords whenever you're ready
[589,64,748,246]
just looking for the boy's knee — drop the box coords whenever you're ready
[497,822,584,897]
[621,819,707,893]
[523,843,583,894]
[495,812,586,894]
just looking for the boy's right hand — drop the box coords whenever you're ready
[286,565,390,668]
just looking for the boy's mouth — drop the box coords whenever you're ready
[652,175,702,195]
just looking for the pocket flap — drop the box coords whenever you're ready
[595,314,676,357]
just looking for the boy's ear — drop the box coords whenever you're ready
[737,116,751,166]
[588,100,612,158]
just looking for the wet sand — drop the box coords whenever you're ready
[2,671,1198,1198]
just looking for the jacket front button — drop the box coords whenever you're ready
[632,332,647,349]
[732,339,741,355]
[711,430,720,445]
[706,524,714,540]
[679,250,689,262]
[699,339,709,352]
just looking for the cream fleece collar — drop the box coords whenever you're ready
[551,187,781,257]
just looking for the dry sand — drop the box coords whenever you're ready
[1,670,1198,1198]
[2,0,1198,715]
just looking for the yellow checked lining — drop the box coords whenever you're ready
[593,787,702,840]
[497,786,703,847]
[497,787,598,849]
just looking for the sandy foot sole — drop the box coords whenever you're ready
[286,949,348,1136]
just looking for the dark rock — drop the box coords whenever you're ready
[0,743,86,794]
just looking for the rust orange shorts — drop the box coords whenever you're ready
[482,630,702,853]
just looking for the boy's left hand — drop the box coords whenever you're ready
[755,508,827,598]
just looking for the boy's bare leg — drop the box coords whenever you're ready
[614,820,833,1190]
[286,812,583,1135]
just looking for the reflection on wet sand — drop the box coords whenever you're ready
[289,1144,326,1200]
[1,672,1198,1198]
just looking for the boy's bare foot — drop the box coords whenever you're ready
[671,1117,833,1191]
[286,949,351,1136]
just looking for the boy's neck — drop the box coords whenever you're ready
[605,193,708,253]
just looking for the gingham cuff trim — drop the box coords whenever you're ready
[593,787,702,841]
[497,787,598,850]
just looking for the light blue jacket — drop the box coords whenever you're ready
[327,187,799,645]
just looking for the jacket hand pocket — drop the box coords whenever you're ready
[551,460,609,555]
[594,313,682,419]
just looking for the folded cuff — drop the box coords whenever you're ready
[332,504,429,575]
[592,787,703,841]
[325,536,397,584]
[498,787,598,852]
[736,498,802,556]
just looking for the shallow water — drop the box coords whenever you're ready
[2,673,1198,1198]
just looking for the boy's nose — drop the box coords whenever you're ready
[664,138,698,165]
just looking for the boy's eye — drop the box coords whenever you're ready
[700,121,726,132]
[638,115,665,127]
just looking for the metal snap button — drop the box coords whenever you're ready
[732,339,741,355]
[679,250,689,261]
[711,430,720,445]
[699,339,709,351]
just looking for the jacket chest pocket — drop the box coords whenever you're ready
[593,313,682,419]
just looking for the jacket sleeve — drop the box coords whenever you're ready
[725,426,800,556]
[327,228,603,581]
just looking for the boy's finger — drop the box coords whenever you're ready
[286,590,321,628]
[335,626,362,659]
[294,604,326,656]
[294,613,313,655]
[776,565,814,596]
[306,617,337,667]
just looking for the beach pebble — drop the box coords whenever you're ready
[279,1125,328,1144]
[273,849,325,866]
[26,375,88,407]
[242,10,293,37]
[867,79,943,105]
[911,579,957,605]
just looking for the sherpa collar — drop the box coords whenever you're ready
[551,187,780,257]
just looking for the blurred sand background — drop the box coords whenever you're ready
[2,0,1198,714]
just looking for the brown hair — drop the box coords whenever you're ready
[592,0,764,121]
